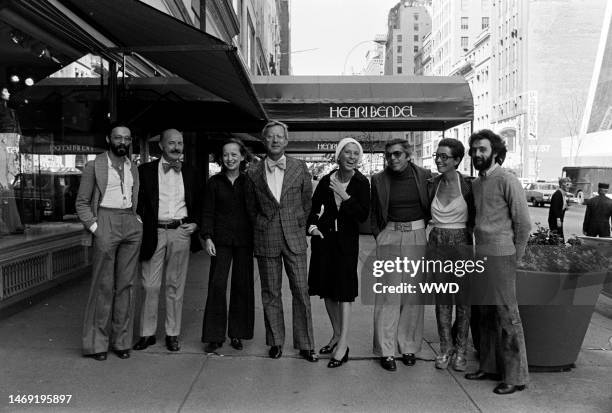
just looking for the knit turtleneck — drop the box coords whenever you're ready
[387,164,424,222]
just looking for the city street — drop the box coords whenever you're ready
[526,203,587,239]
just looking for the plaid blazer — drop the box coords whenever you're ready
[246,156,312,257]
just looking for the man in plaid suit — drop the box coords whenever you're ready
[246,120,318,362]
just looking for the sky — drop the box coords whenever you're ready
[290,0,401,75]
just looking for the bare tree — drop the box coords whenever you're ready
[561,94,586,165]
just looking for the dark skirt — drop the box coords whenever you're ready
[308,231,358,302]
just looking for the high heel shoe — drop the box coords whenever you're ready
[319,342,338,354]
[327,348,349,368]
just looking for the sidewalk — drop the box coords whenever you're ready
[1,236,611,413]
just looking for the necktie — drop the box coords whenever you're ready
[266,158,286,172]
[163,161,182,174]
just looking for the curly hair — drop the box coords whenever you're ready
[468,129,507,165]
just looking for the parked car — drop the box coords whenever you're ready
[524,181,557,207]
[518,177,531,189]
[10,171,81,223]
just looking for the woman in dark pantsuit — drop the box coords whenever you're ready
[308,138,370,368]
[201,138,254,353]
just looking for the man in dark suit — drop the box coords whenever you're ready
[133,129,202,352]
[75,123,142,361]
[548,177,571,239]
[370,139,432,371]
[583,182,612,237]
[246,120,318,362]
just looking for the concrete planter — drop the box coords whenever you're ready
[578,236,612,298]
[517,269,607,371]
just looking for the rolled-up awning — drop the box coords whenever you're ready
[62,0,266,121]
[252,75,473,131]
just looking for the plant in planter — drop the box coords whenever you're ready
[518,224,610,273]
[516,223,611,371]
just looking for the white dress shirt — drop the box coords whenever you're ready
[91,154,134,232]
[100,153,133,209]
[265,155,286,203]
[158,160,188,221]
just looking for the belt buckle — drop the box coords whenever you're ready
[395,222,412,232]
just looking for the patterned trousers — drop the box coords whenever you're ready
[428,227,471,355]
[256,240,314,350]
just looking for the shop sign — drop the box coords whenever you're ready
[328,105,416,119]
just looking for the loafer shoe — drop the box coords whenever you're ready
[230,338,243,350]
[88,352,107,361]
[465,370,502,381]
[402,353,416,366]
[113,349,130,359]
[165,336,180,352]
[380,356,397,371]
[493,383,526,395]
[299,349,319,362]
[133,336,156,350]
[269,345,282,359]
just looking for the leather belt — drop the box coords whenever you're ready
[392,220,425,232]
[157,219,185,229]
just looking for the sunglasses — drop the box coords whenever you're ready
[385,151,405,159]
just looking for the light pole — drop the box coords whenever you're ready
[342,38,387,75]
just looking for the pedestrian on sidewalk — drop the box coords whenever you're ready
[370,138,432,372]
[426,138,475,372]
[582,182,612,237]
[307,138,370,368]
[133,129,202,353]
[548,177,571,240]
[75,122,142,361]
[201,138,254,353]
[465,129,531,395]
[245,120,318,362]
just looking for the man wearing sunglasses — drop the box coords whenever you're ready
[370,138,432,371]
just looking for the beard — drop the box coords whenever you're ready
[110,142,129,157]
[472,153,494,171]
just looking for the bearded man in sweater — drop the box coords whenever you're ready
[464,129,531,395]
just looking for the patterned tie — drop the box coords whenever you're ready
[163,161,182,174]
[266,157,286,172]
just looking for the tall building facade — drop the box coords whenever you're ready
[233,0,283,75]
[429,0,488,76]
[384,0,432,75]
[489,0,607,180]
[418,0,608,179]
[419,0,489,172]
